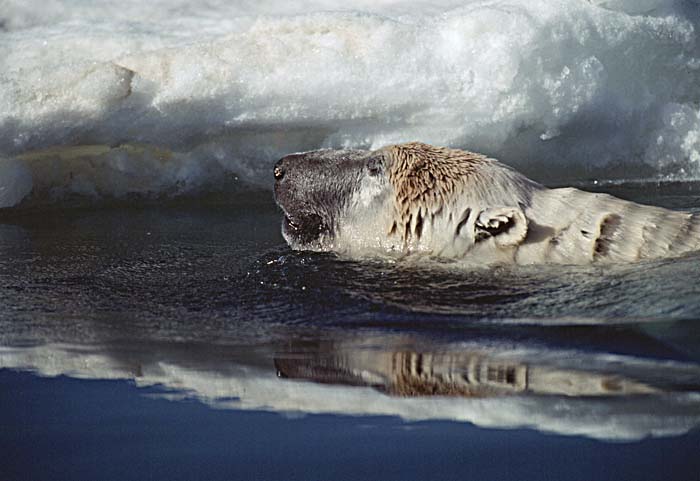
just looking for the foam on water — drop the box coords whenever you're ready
[2,0,700,207]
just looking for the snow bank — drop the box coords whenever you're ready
[2,0,700,206]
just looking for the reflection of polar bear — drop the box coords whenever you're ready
[274,142,700,264]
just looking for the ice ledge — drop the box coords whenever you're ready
[2,1,700,207]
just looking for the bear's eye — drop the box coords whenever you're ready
[367,159,382,176]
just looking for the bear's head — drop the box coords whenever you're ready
[273,142,530,256]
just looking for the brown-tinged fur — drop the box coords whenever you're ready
[386,351,507,398]
[276,141,700,263]
[386,142,488,242]
[381,142,700,262]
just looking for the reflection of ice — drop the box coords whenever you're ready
[1,334,699,442]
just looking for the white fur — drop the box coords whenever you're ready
[333,156,700,265]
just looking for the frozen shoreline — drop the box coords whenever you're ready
[2,0,700,207]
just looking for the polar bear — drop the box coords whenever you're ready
[273,142,700,264]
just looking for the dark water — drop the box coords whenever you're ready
[1,185,700,480]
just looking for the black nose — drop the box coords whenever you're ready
[273,161,285,181]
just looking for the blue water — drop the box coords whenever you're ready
[1,370,699,481]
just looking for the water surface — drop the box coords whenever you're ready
[1,183,699,480]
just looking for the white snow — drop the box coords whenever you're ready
[2,0,700,206]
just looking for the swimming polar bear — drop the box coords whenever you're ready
[273,142,700,264]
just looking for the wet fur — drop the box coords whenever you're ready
[274,142,700,264]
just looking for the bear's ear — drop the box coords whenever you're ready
[475,206,528,247]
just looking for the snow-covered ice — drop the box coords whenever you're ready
[1,0,700,207]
